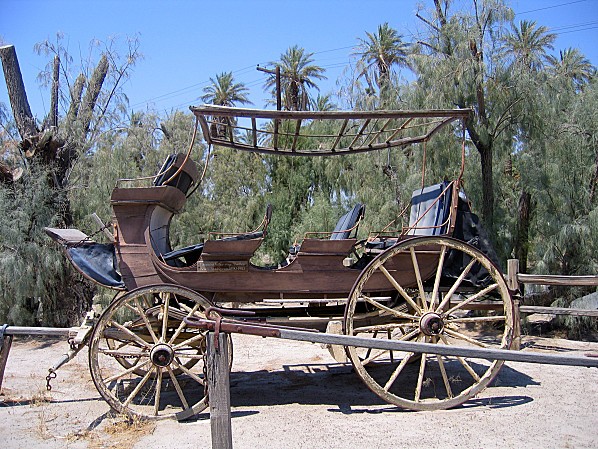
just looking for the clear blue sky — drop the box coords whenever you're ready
[1,0,597,121]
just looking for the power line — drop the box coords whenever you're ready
[558,24,598,34]
[132,3,597,112]
[550,20,598,31]
[516,0,589,15]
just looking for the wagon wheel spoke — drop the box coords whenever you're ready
[362,294,419,320]
[431,245,448,309]
[436,353,453,399]
[104,359,152,384]
[166,366,190,410]
[414,349,428,402]
[409,247,428,312]
[173,331,208,350]
[443,328,488,348]
[154,367,163,417]
[134,297,159,344]
[123,302,139,314]
[379,265,422,314]
[447,316,506,324]
[438,334,482,382]
[435,257,477,313]
[123,366,155,408]
[169,302,202,345]
[383,352,414,392]
[108,320,153,350]
[172,359,206,386]
[360,328,420,366]
[161,292,170,342]
[89,285,221,421]
[442,283,499,316]
[345,236,513,411]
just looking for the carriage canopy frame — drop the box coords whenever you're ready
[190,105,472,156]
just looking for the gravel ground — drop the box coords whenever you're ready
[1,334,597,449]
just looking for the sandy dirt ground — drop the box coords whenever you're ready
[1,333,597,449]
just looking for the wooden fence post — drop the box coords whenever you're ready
[507,259,520,293]
[512,299,521,350]
[207,331,233,449]
[507,260,521,350]
[0,325,13,393]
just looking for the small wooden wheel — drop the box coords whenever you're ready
[89,284,232,420]
[344,236,513,411]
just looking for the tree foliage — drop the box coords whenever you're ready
[1,1,597,328]
[264,45,327,111]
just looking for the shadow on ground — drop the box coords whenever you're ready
[226,361,537,412]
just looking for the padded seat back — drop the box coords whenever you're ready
[154,154,199,195]
[408,182,452,236]
[331,203,365,240]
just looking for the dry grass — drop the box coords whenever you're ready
[31,389,56,440]
[69,415,156,449]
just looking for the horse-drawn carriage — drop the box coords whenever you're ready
[46,106,513,420]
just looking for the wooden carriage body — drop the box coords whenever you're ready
[110,173,450,305]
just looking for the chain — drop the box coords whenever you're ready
[202,343,209,402]
[46,370,57,391]
[71,221,113,247]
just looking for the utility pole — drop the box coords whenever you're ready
[256,65,281,111]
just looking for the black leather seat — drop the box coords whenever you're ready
[289,203,365,255]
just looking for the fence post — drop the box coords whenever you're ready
[507,260,521,350]
[507,259,520,293]
[512,299,521,350]
[207,331,233,449]
[0,325,13,393]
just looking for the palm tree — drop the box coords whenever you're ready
[312,93,337,111]
[201,72,252,137]
[201,71,251,107]
[546,48,595,89]
[265,46,326,111]
[354,22,410,91]
[501,20,556,71]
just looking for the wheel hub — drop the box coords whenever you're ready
[150,343,174,367]
[419,312,445,336]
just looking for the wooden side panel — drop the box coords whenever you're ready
[297,238,356,271]
[116,244,162,290]
[111,186,186,290]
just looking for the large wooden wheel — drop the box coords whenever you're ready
[89,284,231,420]
[344,236,513,411]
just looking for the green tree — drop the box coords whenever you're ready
[546,48,595,90]
[412,0,516,239]
[201,71,252,138]
[312,93,337,111]
[265,45,326,111]
[354,22,410,92]
[0,36,140,325]
[201,71,251,106]
[501,20,556,71]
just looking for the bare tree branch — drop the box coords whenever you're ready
[77,54,108,135]
[66,73,85,128]
[43,55,60,130]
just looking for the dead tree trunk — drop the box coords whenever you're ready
[0,45,38,140]
[42,55,60,130]
[515,190,534,275]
